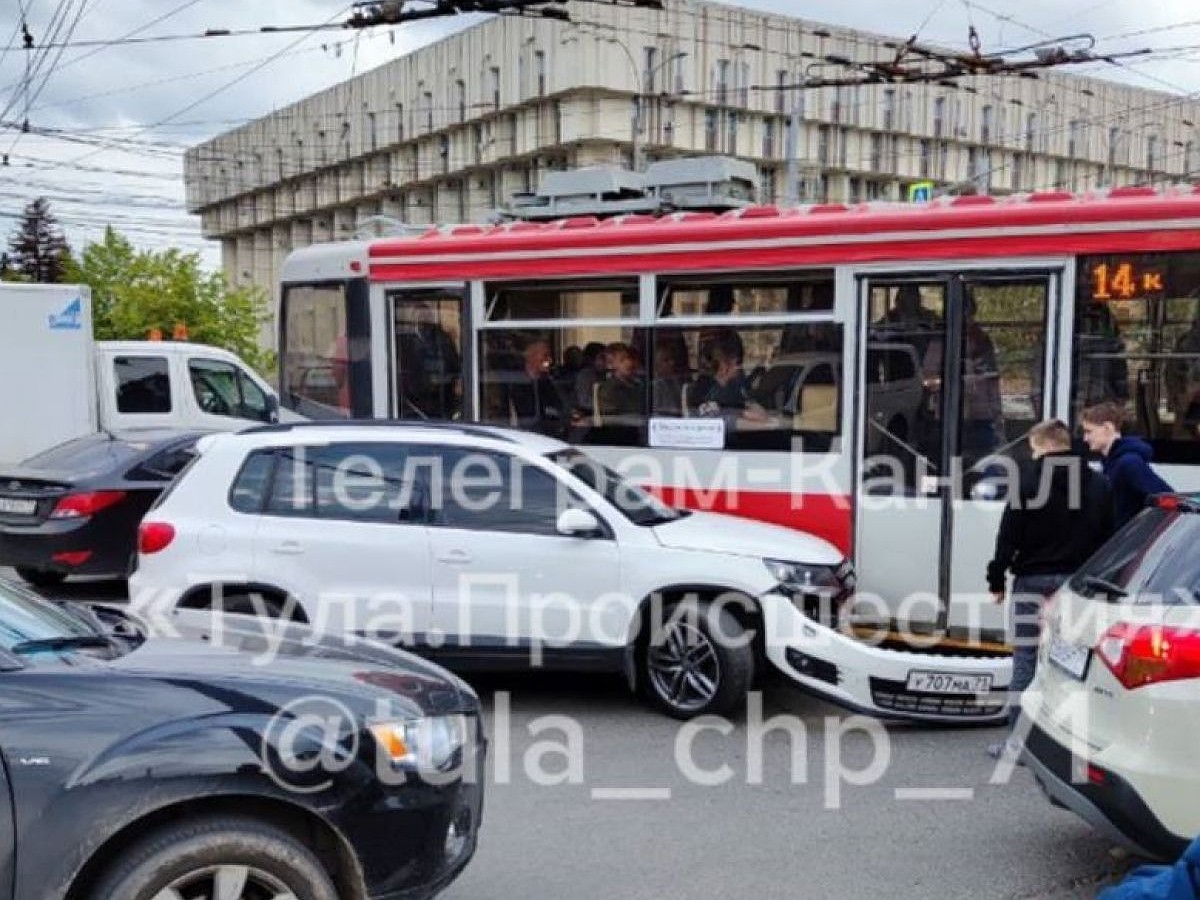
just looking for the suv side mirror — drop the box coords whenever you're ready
[556,507,602,537]
[265,393,280,424]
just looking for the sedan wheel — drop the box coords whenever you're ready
[153,864,295,900]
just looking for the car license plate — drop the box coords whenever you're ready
[905,671,993,694]
[1048,634,1091,681]
[0,497,36,516]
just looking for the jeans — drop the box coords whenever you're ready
[1008,572,1071,729]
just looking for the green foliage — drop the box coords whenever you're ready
[66,228,273,373]
[7,197,71,283]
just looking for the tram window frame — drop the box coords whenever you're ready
[1072,252,1200,465]
[657,270,836,319]
[484,279,641,322]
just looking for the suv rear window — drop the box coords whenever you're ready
[1071,507,1200,603]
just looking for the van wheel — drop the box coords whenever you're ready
[87,815,338,900]
[640,598,753,720]
[15,567,66,589]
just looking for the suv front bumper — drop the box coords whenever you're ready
[761,592,1012,724]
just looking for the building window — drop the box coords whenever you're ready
[424,91,434,132]
[715,59,730,105]
[1108,126,1120,169]
[1147,134,1159,172]
[456,80,467,123]
[644,46,659,94]
[919,139,931,178]
[1026,112,1038,153]
[883,88,895,131]
[763,118,777,158]
[981,105,993,144]
[1013,153,1024,191]
[1055,158,1067,188]
[870,133,883,171]
[1187,140,1197,176]
[673,53,685,95]
[1068,120,1082,158]
[727,111,738,155]
[535,50,547,97]
[396,103,404,142]
[490,66,501,112]
[705,109,718,151]
[933,96,946,138]
[775,70,788,114]
[739,61,751,108]
[367,112,377,152]
[817,125,830,166]
[830,86,844,124]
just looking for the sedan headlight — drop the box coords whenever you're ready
[369,715,471,773]
[764,559,842,593]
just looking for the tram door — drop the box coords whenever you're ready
[855,272,1059,636]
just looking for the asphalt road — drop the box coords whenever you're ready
[13,571,1137,900]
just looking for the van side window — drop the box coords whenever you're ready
[115,356,171,414]
[189,359,271,422]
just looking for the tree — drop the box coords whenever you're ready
[7,197,71,283]
[67,227,273,373]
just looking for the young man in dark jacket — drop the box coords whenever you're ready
[1080,401,1174,528]
[986,419,1113,760]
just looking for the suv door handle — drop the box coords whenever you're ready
[437,549,471,565]
[270,540,304,555]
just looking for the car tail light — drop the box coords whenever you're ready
[138,521,175,555]
[1096,622,1200,689]
[52,550,92,567]
[50,490,127,519]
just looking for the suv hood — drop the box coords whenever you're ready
[651,510,843,565]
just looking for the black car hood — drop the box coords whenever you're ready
[76,631,475,718]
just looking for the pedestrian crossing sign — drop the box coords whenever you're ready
[908,182,934,203]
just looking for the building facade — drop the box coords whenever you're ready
[185,0,1200,337]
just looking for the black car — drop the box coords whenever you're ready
[0,575,485,900]
[0,429,206,586]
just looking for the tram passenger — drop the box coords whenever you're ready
[961,291,1004,460]
[573,342,609,417]
[597,343,645,421]
[696,330,751,425]
[1166,314,1200,440]
[651,340,688,417]
[503,338,568,438]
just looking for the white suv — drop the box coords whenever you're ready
[130,422,1010,721]
[1022,494,1200,859]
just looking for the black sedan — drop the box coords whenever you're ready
[0,429,205,586]
[0,574,485,900]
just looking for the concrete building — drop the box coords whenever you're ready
[185,0,1200,336]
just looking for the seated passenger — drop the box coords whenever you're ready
[651,341,687,417]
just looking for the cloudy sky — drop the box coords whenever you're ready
[2,0,1200,268]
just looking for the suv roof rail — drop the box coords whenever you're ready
[239,419,519,443]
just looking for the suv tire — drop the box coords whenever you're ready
[88,814,339,900]
[640,597,754,720]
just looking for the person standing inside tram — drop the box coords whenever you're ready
[1166,313,1200,440]
[396,301,461,420]
[961,291,1004,462]
[504,337,568,438]
[985,419,1114,762]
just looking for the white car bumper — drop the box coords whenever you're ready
[761,592,1013,724]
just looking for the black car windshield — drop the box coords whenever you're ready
[0,578,100,654]
[20,433,142,476]
[1070,508,1200,604]
[549,449,683,526]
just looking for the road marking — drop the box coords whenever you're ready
[893,787,976,802]
[590,787,673,801]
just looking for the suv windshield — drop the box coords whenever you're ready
[0,579,102,654]
[1070,507,1200,604]
[549,449,683,526]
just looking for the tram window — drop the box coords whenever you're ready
[281,282,354,419]
[486,280,639,321]
[652,322,844,452]
[477,321,843,451]
[658,272,835,318]
[1073,253,1200,464]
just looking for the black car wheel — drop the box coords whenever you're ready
[88,815,339,900]
[14,567,67,589]
[640,598,753,720]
